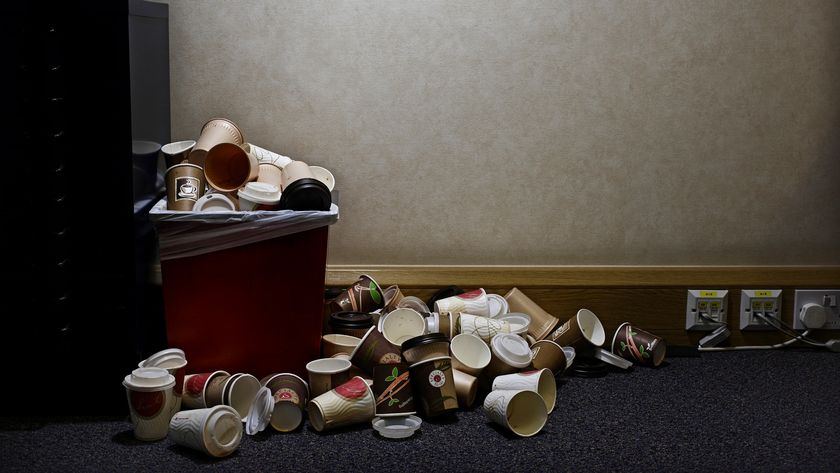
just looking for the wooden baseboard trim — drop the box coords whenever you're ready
[326,265,840,288]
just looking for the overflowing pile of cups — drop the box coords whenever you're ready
[162,117,334,212]
[122,275,668,455]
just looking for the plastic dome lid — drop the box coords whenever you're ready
[193,193,236,212]
[486,294,509,318]
[123,367,175,391]
[498,313,531,335]
[491,334,532,368]
[238,182,281,204]
[244,387,274,435]
[372,415,422,439]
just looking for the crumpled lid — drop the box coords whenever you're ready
[244,387,274,435]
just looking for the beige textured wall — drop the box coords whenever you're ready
[168,0,840,265]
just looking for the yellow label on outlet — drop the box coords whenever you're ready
[700,291,718,297]
[755,291,772,297]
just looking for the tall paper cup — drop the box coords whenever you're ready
[307,376,376,432]
[204,142,259,192]
[547,308,606,350]
[504,288,560,341]
[483,389,547,437]
[168,405,243,457]
[434,289,490,317]
[139,356,188,413]
[123,367,177,441]
[165,163,206,211]
[492,369,557,413]
[189,118,244,168]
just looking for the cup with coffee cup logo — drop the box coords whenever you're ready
[434,289,490,318]
[165,163,206,211]
[547,308,606,351]
[123,367,177,441]
[189,118,245,168]
[483,389,547,437]
[349,326,402,375]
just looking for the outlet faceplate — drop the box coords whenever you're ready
[740,289,782,331]
[686,289,728,331]
[792,289,840,330]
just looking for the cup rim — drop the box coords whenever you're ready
[611,322,632,354]
[306,358,352,374]
[349,325,378,360]
[576,308,606,346]
[408,355,451,369]
[262,372,310,393]
[450,333,492,369]
[200,117,244,143]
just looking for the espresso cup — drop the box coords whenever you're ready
[408,356,458,417]
[349,326,402,376]
[449,333,491,377]
[492,368,556,413]
[434,288,490,317]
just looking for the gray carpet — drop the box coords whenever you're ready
[2,351,839,472]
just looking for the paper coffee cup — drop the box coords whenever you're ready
[261,373,309,432]
[223,373,261,419]
[189,118,244,168]
[381,308,426,346]
[547,308,606,350]
[306,358,353,398]
[165,163,206,211]
[457,313,511,343]
[243,143,292,169]
[434,289,490,317]
[482,334,533,383]
[408,356,458,417]
[182,371,230,409]
[349,326,402,376]
[383,285,405,312]
[307,376,376,432]
[139,354,188,413]
[123,367,177,441]
[322,334,362,358]
[257,163,284,189]
[483,389,547,437]
[396,296,430,314]
[492,368,556,413]
[449,333,491,377]
[333,274,385,314]
[309,165,336,192]
[161,140,196,168]
[530,339,567,375]
[168,405,243,457]
[452,369,478,408]
[278,160,331,211]
[611,322,667,367]
[373,364,415,416]
[504,288,561,341]
[204,142,258,193]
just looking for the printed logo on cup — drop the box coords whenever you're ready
[550,320,571,339]
[186,373,211,396]
[129,390,165,419]
[428,370,446,388]
[274,388,299,404]
[335,377,368,400]
[176,177,200,201]
[379,353,402,364]
[458,290,483,300]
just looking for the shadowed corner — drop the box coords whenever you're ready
[167,443,240,464]
[111,429,159,446]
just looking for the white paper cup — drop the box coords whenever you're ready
[380,308,426,346]
[491,368,556,413]
[168,405,243,457]
[449,333,491,377]
[182,371,230,409]
[307,376,375,432]
[123,367,177,441]
[483,389,547,437]
[310,166,336,191]
[458,313,511,343]
[306,358,352,398]
[434,289,490,317]
[223,373,261,419]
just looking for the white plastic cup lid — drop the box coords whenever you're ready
[238,182,281,204]
[498,313,531,335]
[372,415,422,439]
[123,367,175,391]
[193,193,236,212]
[244,387,274,435]
[491,334,532,368]
[486,294,509,318]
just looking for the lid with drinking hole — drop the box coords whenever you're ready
[491,334,532,367]
[245,387,274,435]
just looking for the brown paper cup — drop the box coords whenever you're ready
[261,373,310,432]
[333,274,385,314]
[161,140,196,168]
[189,118,244,168]
[611,322,667,367]
[530,339,567,375]
[204,373,233,407]
[372,364,415,416]
[204,142,258,192]
[349,326,402,375]
[383,285,405,312]
[306,358,352,398]
[165,163,206,211]
[452,369,478,408]
[547,308,606,350]
[408,356,458,417]
[504,288,560,341]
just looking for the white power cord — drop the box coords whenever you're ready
[698,330,814,351]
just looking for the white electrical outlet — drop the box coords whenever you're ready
[739,289,782,331]
[686,289,728,331]
[792,289,840,330]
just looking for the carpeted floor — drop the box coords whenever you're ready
[2,350,839,472]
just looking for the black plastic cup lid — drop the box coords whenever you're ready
[279,178,331,211]
[401,333,449,352]
[330,311,374,328]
